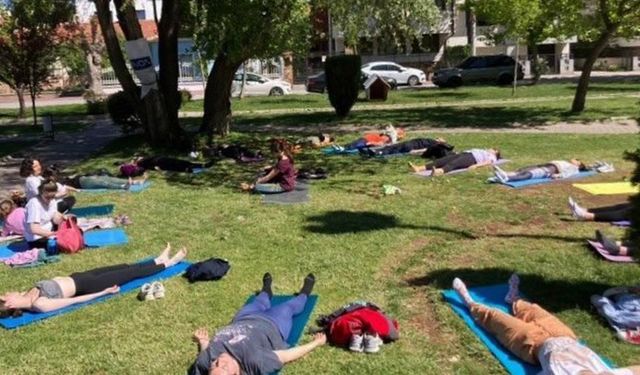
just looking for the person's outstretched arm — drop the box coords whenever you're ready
[32,286,120,312]
[256,168,279,184]
[274,333,326,364]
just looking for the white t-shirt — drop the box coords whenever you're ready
[25,175,44,201]
[538,337,632,375]
[549,161,580,179]
[23,197,58,242]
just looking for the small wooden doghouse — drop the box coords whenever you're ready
[363,74,390,101]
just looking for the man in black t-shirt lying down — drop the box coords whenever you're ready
[188,273,326,375]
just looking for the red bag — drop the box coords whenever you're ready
[56,217,85,253]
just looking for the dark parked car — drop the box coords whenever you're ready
[306,72,397,93]
[433,55,524,88]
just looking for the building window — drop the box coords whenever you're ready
[136,9,146,19]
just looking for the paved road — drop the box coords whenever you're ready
[0,118,122,193]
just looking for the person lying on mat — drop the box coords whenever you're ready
[43,166,148,191]
[596,230,637,257]
[240,139,297,194]
[492,159,587,184]
[189,273,326,375]
[453,274,640,375]
[119,155,213,175]
[20,157,76,212]
[334,125,404,151]
[0,244,187,317]
[360,137,454,158]
[569,197,631,222]
[1,198,25,237]
[23,179,67,250]
[301,133,335,148]
[409,148,501,176]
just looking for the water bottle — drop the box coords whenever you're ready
[46,237,58,256]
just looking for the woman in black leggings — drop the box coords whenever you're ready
[569,197,632,222]
[409,148,500,176]
[0,244,187,316]
[133,156,213,173]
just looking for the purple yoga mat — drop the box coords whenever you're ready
[414,159,510,177]
[611,220,631,227]
[587,240,637,263]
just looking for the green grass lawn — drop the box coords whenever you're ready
[0,121,90,137]
[1,131,640,374]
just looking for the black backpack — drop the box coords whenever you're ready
[183,258,231,283]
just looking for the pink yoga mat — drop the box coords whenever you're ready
[587,240,637,263]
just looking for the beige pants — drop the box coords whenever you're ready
[470,300,577,364]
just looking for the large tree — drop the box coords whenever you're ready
[93,0,185,147]
[322,0,441,54]
[0,0,76,122]
[571,0,640,112]
[194,0,310,140]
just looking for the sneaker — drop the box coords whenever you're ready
[151,281,165,299]
[137,283,155,301]
[493,166,509,184]
[363,333,383,353]
[349,334,364,353]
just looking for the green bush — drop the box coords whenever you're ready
[106,90,141,133]
[440,46,471,68]
[325,55,361,117]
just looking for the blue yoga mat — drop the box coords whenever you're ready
[322,147,359,156]
[0,228,129,259]
[443,284,614,375]
[80,181,152,194]
[69,204,115,217]
[0,260,191,329]
[244,294,318,347]
[495,171,597,188]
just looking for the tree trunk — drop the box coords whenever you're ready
[29,86,37,127]
[15,87,26,118]
[199,53,243,142]
[157,0,181,135]
[529,41,541,84]
[571,30,614,113]
[465,9,476,56]
[512,43,519,96]
[86,51,104,95]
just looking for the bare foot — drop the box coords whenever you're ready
[408,162,421,173]
[240,182,253,192]
[167,247,188,267]
[155,243,171,264]
[432,168,444,176]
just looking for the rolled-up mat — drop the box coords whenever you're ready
[494,171,597,188]
[415,159,510,178]
[587,240,637,263]
[0,228,129,259]
[262,182,309,205]
[573,182,639,195]
[0,260,191,329]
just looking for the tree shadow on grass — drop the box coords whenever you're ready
[303,210,477,239]
[407,267,615,313]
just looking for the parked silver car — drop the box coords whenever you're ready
[433,55,524,88]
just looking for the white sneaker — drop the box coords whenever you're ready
[493,166,509,184]
[363,333,383,353]
[349,334,364,352]
[151,281,165,299]
[137,283,155,301]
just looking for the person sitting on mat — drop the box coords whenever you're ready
[188,273,326,375]
[20,157,76,212]
[569,197,631,222]
[334,125,404,151]
[119,155,213,176]
[493,159,587,183]
[0,244,187,317]
[360,137,454,158]
[240,139,297,194]
[453,274,640,374]
[409,148,501,176]
[596,230,637,257]
[1,198,25,237]
[43,166,148,191]
[23,179,67,250]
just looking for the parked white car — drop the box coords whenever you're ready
[361,62,426,86]
[230,73,291,96]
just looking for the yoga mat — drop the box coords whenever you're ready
[496,171,597,188]
[192,168,207,174]
[415,159,510,178]
[573,182,639,196]
[443,284,615,375]
[0,260,191,329]
[0,228,129,259]
[69,204,115,217]
[80,181,152,194]
[243,294,318,347]
[321,147,359,156]
[262,182,310,205]
[587,240,637,263]
[612,220,630,227]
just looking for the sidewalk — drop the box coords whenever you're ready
[0,118,122,193]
